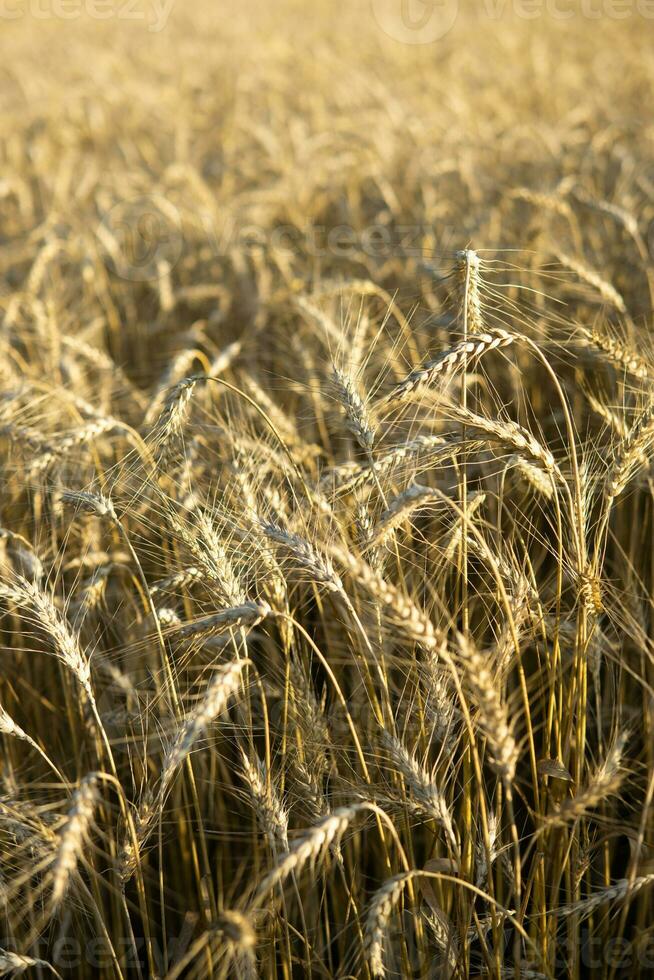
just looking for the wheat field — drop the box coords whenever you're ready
[1,3,654,978]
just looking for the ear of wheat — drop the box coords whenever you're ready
[383,328,513,404]
[52,775,98,906]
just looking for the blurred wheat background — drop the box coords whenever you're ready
[1,2,654,977]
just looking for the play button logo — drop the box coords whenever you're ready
[371,0,459,44]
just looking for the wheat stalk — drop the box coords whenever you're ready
[51,775,98,905]
[383,328,513,405]
[331,366,376,451]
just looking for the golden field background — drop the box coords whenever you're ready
[1,3,654,979]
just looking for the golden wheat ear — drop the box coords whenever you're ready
[51,775,98,907]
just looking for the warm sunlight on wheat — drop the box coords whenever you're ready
[1,3,654,977]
